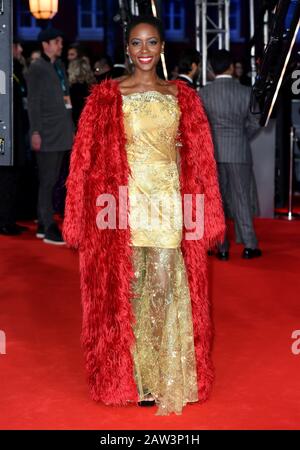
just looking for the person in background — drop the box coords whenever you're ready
[110,59,128,79]
[29,50,41,65]
[234,60,251,86]
[27,28,74,245]
[94,55,113,83]
[176,48,200,89]
[0,38,28,236]
[67,42,85,63]
[23,50,41,77]
[68,57,95,128]
[200,49,262,260]
[234,61,243,79]
[95,55,128,81]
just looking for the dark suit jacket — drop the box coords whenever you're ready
[200,77,260,163]
[177,74,195,89]
[27,55,73,152]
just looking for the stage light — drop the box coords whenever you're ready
[29,0,59,20]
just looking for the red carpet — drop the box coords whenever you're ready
[0,219,300,430]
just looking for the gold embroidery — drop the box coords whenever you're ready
[122,91,182,248]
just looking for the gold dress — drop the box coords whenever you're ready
[122,91,199,415]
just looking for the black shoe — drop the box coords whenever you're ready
[137,393,155,407]
[0,224,23,236]
[138,400,155,407]
[36,223,45,239]
[43,223,65,246]
[216,251,229,261]
[242,248,262,259]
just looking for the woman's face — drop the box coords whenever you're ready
[127,23,164,72]
[30,51,41,63]
[68,48,78,62]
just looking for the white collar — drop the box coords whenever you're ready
[178,74,194,84]
[215,74,233,79]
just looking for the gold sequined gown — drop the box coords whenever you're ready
[122,91,199,416]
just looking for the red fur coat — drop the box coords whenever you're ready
[63,78,225,406]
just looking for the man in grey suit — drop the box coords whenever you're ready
[200,50,262,260]
[27,28,73,245]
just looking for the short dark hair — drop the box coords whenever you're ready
[178,49,200,74]
[125,15,165,43]
[210,50,233,75]
[95,54,113,69]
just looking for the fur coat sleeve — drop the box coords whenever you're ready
[62,86,97,249]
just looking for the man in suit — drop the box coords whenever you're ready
[200,50,262,260]
[176,48,200,89]
[27,28,74,245]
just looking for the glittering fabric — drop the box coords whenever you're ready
[122,91,199,415]
[131,247,199,416]
[122,91,182,248]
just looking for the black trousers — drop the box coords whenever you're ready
[0,166,19,227]
[35,151,66,229]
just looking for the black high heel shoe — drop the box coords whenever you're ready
[138,400,155,407]
[138,394,155,407]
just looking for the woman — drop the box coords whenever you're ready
[94,55,113,83]
[63,16,225,416]
[68,57,95,128]
[67,42,86,64]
